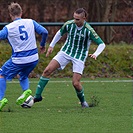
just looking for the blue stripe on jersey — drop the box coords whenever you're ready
[12,48,38,57]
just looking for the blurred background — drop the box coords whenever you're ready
[0,0,133,44]
[0,0,132,78]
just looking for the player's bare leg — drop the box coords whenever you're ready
[42,59,60,78]
[34,59,60,102]
[72,73,88,108]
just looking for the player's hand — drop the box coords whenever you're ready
[40,46,46,54]
[46,46,53,57]
[89,54,97,60]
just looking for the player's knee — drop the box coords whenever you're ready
[42,68,52,77]
[72,81,80,88]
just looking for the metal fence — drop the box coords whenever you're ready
[0,22,133,27]
[0,22,132,43]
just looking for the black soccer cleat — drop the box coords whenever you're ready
[33,96,42,103]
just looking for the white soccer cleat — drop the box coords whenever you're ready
[81,101,89,108]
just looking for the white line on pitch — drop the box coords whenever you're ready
[7,80,133,84]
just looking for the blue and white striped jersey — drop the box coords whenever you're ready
[0,18,48,64]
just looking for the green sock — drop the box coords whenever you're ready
[75,88,85,103]
[35,76,49,99]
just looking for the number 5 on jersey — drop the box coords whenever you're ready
[19,25,28,40]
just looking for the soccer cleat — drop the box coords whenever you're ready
[16,89,32,105]
[81,101,89,108]
[33,96,42,103]
[0,98,8,111]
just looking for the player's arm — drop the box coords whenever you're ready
[89,43,105,60]
[49,21,68,48]
[46,22,68,57]
[0,27,8,40]
[49,30,62,48]
[33,20,48,53]
[89,29,105,60]
[46,30,62,57]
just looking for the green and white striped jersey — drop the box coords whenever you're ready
[60,20,104,62]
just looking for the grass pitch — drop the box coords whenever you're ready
[0,78,132,133]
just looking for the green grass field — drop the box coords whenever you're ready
[0,78,132,133]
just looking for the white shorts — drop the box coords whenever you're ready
[53,51,85,74]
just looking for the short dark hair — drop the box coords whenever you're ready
[74,8,88,18]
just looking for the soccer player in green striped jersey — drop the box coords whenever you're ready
[34,8,105,108]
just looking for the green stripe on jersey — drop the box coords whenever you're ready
[60,20,103,62]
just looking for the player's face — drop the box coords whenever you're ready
[73,13,85,27]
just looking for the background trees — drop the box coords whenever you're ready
[0,0,133,44]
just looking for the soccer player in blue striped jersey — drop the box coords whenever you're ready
[34,8,105,108]
[0,2,48,111]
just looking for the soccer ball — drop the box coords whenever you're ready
[21,95,34,108]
